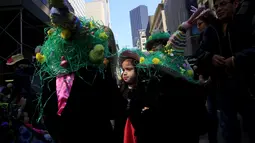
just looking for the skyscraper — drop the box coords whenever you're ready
[85,0,111,27]
[130,5,148,47]
[68,0,86,17]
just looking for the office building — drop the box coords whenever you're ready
[85,0,111,27]
[68,0,86,17]
[130,5,148,47]
[136,29,147,51]
[146,16,154,38]
[150,3,167,34]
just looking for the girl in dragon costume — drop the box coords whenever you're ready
[113,50,160,143]
[34,0,119,142]
[117,6,208,142]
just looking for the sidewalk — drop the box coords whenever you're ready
[199,113,250,143]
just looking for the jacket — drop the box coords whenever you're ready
[113,70,160,143]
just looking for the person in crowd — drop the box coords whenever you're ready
[113,50,159,143]
[196,0,255,142]
[0,83,12,102]
[6,54,34,103]
[17,112,54,143]
[193,9,221,143]
[5,54,37,126]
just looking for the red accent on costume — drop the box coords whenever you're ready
[124,118,137,143]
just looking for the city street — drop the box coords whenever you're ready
[199,113,250,143]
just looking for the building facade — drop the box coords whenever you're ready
[0,0,50,84]
[150,3,167,34]
[164,0,193,55]
[130,5,148,47]
[68,0,86,17]
[146,15,154,38]
[136,29,147,51]
[85,0,111,27]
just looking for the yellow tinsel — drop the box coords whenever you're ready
[99,32,109,40]
[36,53,45,64]
[89,21,95,29]
[140,57,145,63]
[152,58,160,64]
[47,28,55,36]
[186,70,194,77]
[61,29,71,40]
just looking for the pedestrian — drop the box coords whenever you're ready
[192,9,221,143]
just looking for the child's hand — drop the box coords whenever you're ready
[141,107,150,113]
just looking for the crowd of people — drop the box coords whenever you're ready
[193,0,255,142]
[0,54,54,143]
[0,0,254,143]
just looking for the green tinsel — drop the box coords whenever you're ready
[34,17,112,123]
[37,17,110,78]
[146,32,170,50]
[119,48,199,84]
[146,32,171,43]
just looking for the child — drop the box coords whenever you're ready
[113,50,159,143]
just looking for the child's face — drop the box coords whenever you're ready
[122,59,136,84]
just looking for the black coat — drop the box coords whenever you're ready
[114,66,207,143]
[113,70,160,143]
[194,24,222,79]
[195,1,255,81]
[42,66,119,143]
[151,65,207,143]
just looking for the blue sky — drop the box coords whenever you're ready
[86,0,161,48]
[109,0,160,48]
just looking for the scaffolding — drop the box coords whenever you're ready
[0,6,47,62]
[0,6,47,84]
[0,8,22,62]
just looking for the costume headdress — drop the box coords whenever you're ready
[146,30,171,51]
[34,0,113,121]
[35,0,111,78]
[119,23,198,83]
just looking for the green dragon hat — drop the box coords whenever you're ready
[119,47,198,84]
[146,31,171,51]
[120,27,198,84]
